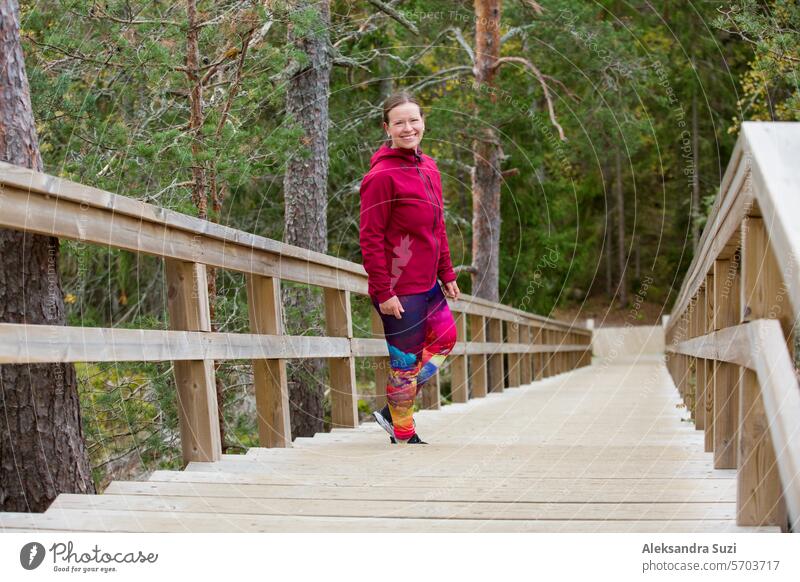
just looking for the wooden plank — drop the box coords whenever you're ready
[107,477,737,503]
[507,322,521,388]
[712,258,739,469]
[704,273,715,451]
[737,368,787,529]
[737,216,788,529]
[469,314,487,398]
[324,288,358,428]
[0,324,585,364]
[747,320,800,530]
[246,275,291,448]
[148,470,727,492]
[422,371,440,410]
[165,259,221,464]
[669,323,753,367]
[0,509,778,533]
[519,325,532,384]
[741,122,800,317]
[695,285,706,430]
[0,323,353,364]
[191,459,733,480]
[371,310,389,410]
[0,181,368,294]
[450,311,469,403]
[532,325,544,381]
[49,493,739,521]
[486,318,504,392]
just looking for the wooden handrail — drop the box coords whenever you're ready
[0,162,592,464]
[664,121,800,532]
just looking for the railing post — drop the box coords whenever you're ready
[487,317,504,392]
[695,283,707,433]
[371,310,389,411]
[738,215,787,528]
[713,257,739,469]
[583,331,593,368]
[469,314,488,398]
[548,329,557,377]
[687,296,698,419]
[450,310,469,403]
[532,325,543,381]
[704,272,715,452]
[165,260,222,464]
[507,322,521,388]
[324,288,358,428]
[246,275,291,448]
[520,324,532,384]
[679,309,691,405]
[422,374,441,409]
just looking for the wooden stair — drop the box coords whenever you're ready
[0,361,780,532]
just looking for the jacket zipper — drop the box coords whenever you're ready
[415,160,440,289]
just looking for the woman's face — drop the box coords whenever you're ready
[384,102,425,150]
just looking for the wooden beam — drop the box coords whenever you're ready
[371,310,389,410]
[450,310,469,403]
[737,216,787,529]
[712,258,739,469]
[165,260,221,464]
[507,322,521,388]
[246,275,291,448]
[487,318,504,393]
[469,314,487,398]
[519,325,532,384]
[324,288,358,428]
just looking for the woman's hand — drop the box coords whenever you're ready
[443,280,460,301]
[379,295,405,319]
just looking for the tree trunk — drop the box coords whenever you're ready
[471,0,503,303]
[184,0,228,452]
[0,0,95,512]
[282,0,331,439]
[614,146,627,307]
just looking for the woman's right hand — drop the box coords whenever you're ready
[379,296,404,319]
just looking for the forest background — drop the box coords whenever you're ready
[12,0,799,490]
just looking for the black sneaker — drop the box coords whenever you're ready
[398,433,427,445]
[372,405,394,439]
[373,404,415,442]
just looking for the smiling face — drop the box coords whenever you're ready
[384,102,425,150]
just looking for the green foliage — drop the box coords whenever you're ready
[713,0,799,131]
[19,0,795,484]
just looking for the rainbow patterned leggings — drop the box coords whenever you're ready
[372,282,458,441]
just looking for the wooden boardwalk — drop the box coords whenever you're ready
[0,358,780,533]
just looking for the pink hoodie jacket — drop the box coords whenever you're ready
[359,141,457,304]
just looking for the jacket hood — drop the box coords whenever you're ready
[369,140,424,168]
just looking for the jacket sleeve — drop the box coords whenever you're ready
[359,171,396,303]
[437,187,458,283]
[437,213,457,284]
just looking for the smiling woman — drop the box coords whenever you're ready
[358,91,461,445]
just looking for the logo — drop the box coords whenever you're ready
[390,235,413,288]
[20,542,46,570]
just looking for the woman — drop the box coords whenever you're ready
[359,91,460,445]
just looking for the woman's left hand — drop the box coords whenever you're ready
[443,280,460,301]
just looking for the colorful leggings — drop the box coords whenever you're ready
[372,282,458,440]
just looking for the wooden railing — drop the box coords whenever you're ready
[0,161,591,465]
[664,122,800,532]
